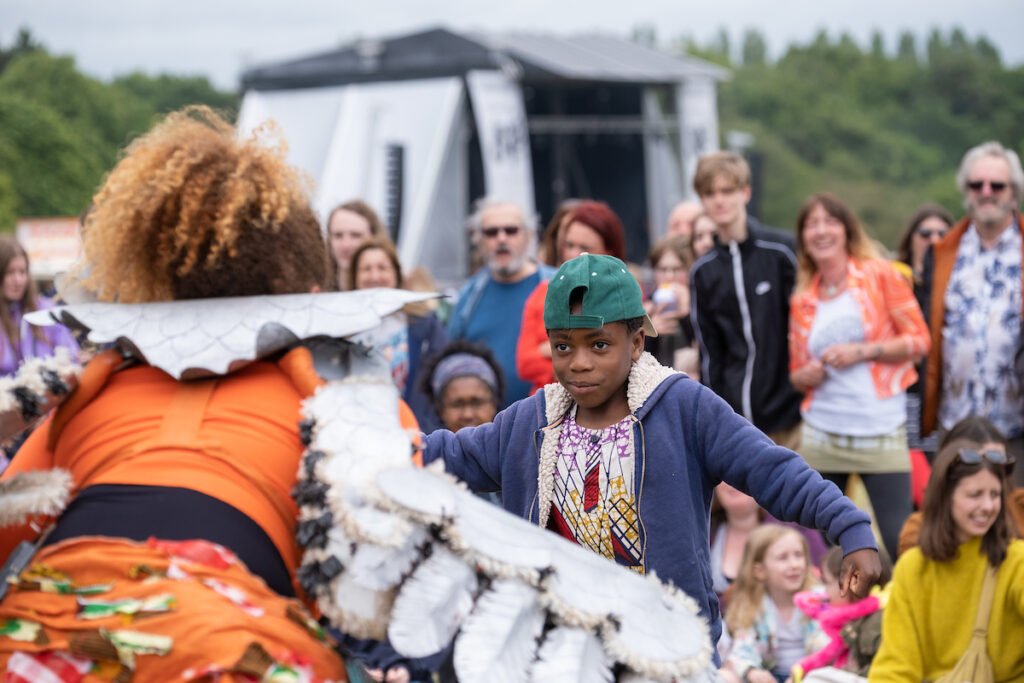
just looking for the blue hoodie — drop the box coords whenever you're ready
[423,353,875,656]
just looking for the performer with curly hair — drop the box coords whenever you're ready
[0,106,348,681]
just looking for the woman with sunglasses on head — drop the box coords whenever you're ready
[896,416,1024,556]
[789,194,931,562]
[870,421,1024,682]
[514,200,626,395]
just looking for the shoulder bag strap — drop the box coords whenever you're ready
[972,565,999,637]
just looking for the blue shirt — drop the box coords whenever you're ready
[457,272,541,406]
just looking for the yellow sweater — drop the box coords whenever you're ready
[869,537,1024,682]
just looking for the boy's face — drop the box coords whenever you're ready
[549,322,644,418]
[698,174,751,229]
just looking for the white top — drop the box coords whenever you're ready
[803,291,905,436]
[772,609,806,676]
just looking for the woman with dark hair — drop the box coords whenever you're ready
[515,200,626,394]
[871,431,1024,681]
[895,203,954,297]
[897,416,1024,556]
[789,193,930,561]
[349,237,447,432]
[894,204,955,459]
[420,339,505,433]
[326,198,388,291]
[0,236,78,378]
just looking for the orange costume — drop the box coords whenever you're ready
[0,348,354,681]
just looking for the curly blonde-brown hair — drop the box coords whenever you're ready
[81,106,326,302]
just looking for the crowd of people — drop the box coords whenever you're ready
[0,104,1021,683]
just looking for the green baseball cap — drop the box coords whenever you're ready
[544,254,657,336]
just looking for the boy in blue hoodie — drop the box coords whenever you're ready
[423,254,880,658]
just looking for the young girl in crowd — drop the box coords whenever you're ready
[791,547,889,681]
[723,525,828,683]
[710,482,828,608]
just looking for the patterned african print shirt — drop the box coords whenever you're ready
[940,223,1023,437]
[547,410,644,572]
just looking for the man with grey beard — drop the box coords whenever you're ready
[447,199,555,406]
[922,141,1023,482]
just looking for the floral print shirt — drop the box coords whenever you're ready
[940,223,1023,437]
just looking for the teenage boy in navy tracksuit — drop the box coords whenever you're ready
[423,254,881,661]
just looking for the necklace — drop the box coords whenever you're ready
[821,269,847,298]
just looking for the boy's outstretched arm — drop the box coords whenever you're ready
[421,398,529,493]
[690,384,881,598]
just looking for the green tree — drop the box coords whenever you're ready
[0,35,239,229]
[741,29,767,66]
[896,32,918,63]
[114,72,239,119]
[0,172,17,230]
[689,26,1020,245]
[0,94,105,220]
[0,27,42,74]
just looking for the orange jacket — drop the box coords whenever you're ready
[515,280,554,394]
[789,257,930,412]
[922,216,1024,434]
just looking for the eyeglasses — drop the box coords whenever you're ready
[966,180,1009,193]
[956,448,1015,471]
[442,397,495,412]
[481,225,521,239]
[916,228,948,240]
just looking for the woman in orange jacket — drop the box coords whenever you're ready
[789,193,930,561]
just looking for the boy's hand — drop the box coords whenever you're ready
[839,548,882,600]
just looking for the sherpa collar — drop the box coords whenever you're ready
[536,352,678,527]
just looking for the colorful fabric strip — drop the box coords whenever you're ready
[77,594,176,620]
[0,618,47,644]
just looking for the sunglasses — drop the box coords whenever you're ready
[916,228,948,240]
[966,180,1009,193]
[481,225,521,239]
[956,448,1015,471]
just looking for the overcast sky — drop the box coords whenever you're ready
[4,0,1022,90]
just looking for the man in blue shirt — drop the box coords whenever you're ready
[447,199,554,406]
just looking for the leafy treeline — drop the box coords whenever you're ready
[2,26,1022,248]
[675,27,1024,245]
[0,29,238,230]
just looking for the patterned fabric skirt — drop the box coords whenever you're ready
[0,536,346,682]
[799,423,911,474]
